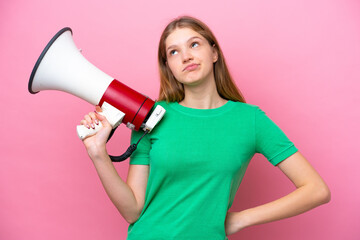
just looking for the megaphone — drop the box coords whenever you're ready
[29,27,165,161]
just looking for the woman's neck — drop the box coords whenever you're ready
[179,80,227,109]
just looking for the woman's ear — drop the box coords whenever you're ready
[212,44,218,63]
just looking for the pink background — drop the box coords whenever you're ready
[1,0,359,239]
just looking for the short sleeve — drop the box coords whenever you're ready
[129,130,151,165]
[255,107,298,166]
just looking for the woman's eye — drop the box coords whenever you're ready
[191,42,199,48]
[169,50,178,56]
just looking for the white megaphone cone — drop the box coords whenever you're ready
[29,27,165,161]
[29,28,113,105]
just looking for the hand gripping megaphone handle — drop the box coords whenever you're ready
[76,118,104,140]
[76,102,125,140]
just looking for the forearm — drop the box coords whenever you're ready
[239,183,330,228]
[91,154,142,223]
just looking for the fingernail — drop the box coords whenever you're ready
[91,123,95,129]
[86,124,90,129]
[95,119,99,125]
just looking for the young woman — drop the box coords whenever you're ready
[80,16,331,239]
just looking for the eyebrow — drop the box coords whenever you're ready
[166,36,203,52]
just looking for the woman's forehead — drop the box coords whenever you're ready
[165,27,203,49]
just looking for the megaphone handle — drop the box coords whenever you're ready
[76,121,104,140]
[76,102,125,140]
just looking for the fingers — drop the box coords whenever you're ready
[80,105,114,130]
[93,107,111,128]
[81,110,100,129]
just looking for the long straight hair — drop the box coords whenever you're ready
[157,16,246,103]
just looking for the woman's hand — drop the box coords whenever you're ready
[80,106,113,160]
[224,211,248,236]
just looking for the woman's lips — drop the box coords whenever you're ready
[183,64,199,71]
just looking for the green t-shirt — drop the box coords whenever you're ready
[127,100,298,240]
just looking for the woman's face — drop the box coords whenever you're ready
[165,27,218,87]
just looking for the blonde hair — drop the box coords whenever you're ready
[157,16,246,103]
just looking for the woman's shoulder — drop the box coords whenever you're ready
[154,100,174,110]
[154,100,170,106]
[230,100,260,113]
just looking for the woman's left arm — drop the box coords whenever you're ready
[225,151,331,235]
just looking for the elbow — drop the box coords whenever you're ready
[322,186,331,204]
[123,209,141,225]
[126,217,138,225]
[315,183,331,205]
[121,201,144,224]
[124,213,140,225]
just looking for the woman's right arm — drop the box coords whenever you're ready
[81,106,149,224]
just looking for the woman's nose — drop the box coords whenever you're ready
[182,49,193,63]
